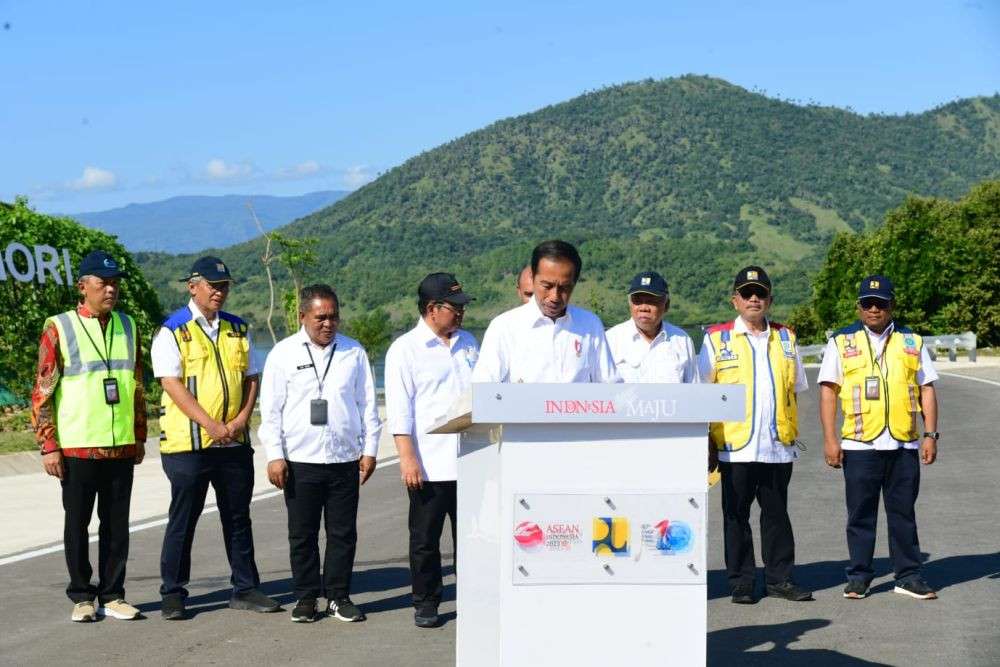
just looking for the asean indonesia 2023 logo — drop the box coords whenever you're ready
[640,519,694,555]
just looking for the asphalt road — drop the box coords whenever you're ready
[1,369,998,666]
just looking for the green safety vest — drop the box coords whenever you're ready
[47,309,137,448]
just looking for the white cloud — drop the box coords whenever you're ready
[274,160,324,180]
[343,165,374,189]
[69,166,117,191]
[204,158,255,182]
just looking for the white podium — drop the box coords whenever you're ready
[430,383,744,667]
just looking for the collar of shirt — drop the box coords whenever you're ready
[628,320,668,345]
[416,316,458,349]
[863,321,895,342]
[297,326,337,353]
[733,316,770,338]
[521,296,574,329]
[75,302,111,325]
[187,299,220,333]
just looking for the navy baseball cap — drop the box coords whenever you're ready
[182,256,233,282]
[858,274,894,301]
[734,265,772,293]
[628,271,669,298]
[78,250,124,279]
[418,272,472,305]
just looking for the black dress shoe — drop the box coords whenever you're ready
[161,595,187,620]
[766,581,814,601]
[414,605,440,628]
[731,584,756,604]
[230,589,282,613]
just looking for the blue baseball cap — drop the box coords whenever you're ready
[78,250,124,279]
[182,256,233,282]
[628,271,669,298]
[858,274,894,301]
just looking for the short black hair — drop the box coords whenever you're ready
[530,240,582,282]
[299,283,340,314]
[417,297,433,316]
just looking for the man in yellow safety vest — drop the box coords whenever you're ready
[151,256,279,619]
[698,266,812,604]
[819,275,939,601]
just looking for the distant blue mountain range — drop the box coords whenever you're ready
[67,190,349,253]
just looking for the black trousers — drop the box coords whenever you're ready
[408,481,457,608]
[842,448,922,584]
[719,461,795,589]
[159,447,260,598]
[61,457,135,604]
[284,460,360,601]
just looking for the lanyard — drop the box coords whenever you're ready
[303,342,336,396]
[866,324,893,376]
[75,311,115,375]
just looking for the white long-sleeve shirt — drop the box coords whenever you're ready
[471,298,621,384]
[606,318,701,384]
[258,328,381,464]
[384,318,479,481]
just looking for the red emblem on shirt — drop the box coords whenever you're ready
[574,339,582,357]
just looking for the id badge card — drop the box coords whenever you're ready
[865,376,880,400]
[310,398,328,425]
[103,377,120,405]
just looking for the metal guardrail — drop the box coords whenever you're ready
[797,331,978,363]
[798,343,828,360]
[925,331,977,362]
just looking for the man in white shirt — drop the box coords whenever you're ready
[258,284,381,624]
[384,273,478,628]
[698,266,812,604]
[472,239,620,384]
[151,256,278,619]
[818,275,939,601]
[606,271,700,384]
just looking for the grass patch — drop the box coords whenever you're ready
[788,197,852,234]
[741,205,812,263]
[0,430,37,454]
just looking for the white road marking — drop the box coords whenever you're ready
[0,456,402,567]
[939,372,1000,387]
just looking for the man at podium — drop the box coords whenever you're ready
[472,240,620,384]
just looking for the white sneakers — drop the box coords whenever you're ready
[98,599,142,619]
[72,599,141,621]
[71,600,97,622]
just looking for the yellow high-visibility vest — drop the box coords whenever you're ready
[833,322,923,443]
[158,306,250,453]
[47,310,137,448]
[706,321,798,452]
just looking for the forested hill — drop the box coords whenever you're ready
[137,75,1000,332]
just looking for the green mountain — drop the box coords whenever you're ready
[136,76,1000,334]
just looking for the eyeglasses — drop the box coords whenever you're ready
[436,302,465,316]
[204,281,231,293]
[737,285,770,300]
[858,297,890,311]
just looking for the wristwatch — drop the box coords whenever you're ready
[922,432,940,440]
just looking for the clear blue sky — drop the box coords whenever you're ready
[2,0,997,213]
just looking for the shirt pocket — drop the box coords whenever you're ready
[653,354,686,383]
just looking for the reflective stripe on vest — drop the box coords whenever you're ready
[707,324,798,451]
[48,310,137,448]
[834,325,923,443]
[159,315,249,454]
